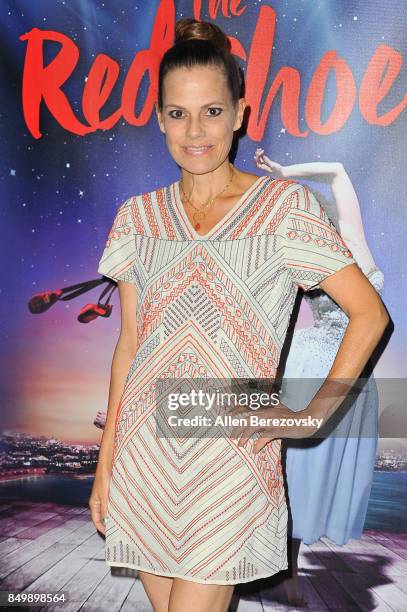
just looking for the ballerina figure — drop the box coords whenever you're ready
[254,148,384,605]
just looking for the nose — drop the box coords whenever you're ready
[186,114,204,139]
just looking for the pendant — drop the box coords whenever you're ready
[194,223,201,231]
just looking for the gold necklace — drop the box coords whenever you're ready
[180,164,235,232]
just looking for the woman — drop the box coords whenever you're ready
[89,18,388,612]
[254,150,385,603]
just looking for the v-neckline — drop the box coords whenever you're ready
[173,175,267,239]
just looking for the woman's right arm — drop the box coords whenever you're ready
[89,281,139,534]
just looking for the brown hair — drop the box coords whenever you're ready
[174,18,229,51]
[157,18,244,110]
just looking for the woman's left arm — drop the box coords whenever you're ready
[302,262,389,424]
[233,263,389,452]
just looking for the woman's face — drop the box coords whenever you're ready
[156,65,245,175]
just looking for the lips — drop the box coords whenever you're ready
[183,145,213,156]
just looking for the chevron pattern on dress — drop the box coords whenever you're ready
[163,284,220,341]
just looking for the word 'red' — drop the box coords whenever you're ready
[19,0,406,140]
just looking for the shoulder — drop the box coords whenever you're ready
[272,178,310,199]
[257,176,305,197]
[109,196,135,229]
[255,178,327,236]
[258,177,307,214]
[112,182,177,236]
[114,183,171,213]
[267,179,325,216]
[126,181,176,209]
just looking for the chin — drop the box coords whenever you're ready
[179,151,228,172]
[174,157,215,175]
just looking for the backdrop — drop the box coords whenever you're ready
[1,0,406,529]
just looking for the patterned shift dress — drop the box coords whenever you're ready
[97,175,356,585]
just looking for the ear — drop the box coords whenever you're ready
[155,103,165,134]
[233,98,246,131]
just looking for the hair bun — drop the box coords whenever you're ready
[174,18,230,52]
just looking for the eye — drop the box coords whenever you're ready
[168,109,184,119]
[206,107,223,117]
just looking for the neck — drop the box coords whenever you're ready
[180,160,233,202]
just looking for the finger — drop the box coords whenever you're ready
[230,425,244,440]
[256,162,269,172]
[91,511,106,535]
[229,412,251,438]
[91,499,108,532]
[253,435,275,454]
[230,408,255,441]
[232,426,247,445]
[237,426,257,447]
[89,500,101,510]
[262,154,274,166]
[238,434,250,447]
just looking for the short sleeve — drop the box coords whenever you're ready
[97,197,136,283]
[281,184,356,292]
[366,266,384,295]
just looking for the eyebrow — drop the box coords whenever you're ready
[164,101,226,110]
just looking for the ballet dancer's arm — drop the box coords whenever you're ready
[254,149,340,181]
[330,165,376,274]
[254,151,377,275]
[89,281,139,534]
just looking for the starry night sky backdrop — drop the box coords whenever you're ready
[1,0,406,444]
